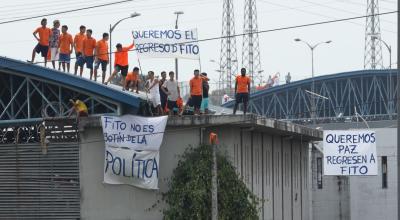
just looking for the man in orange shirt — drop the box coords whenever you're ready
[79,29,96,79]
[94,33,109,84]
[125,67,140,93]
[105,40,135,88]
[30,18,52,67]
[189,69,203,115]
[74,25,86,76]
[233,68,251,115]
[58,25,74,72]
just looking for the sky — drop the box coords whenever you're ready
[0,0,397,88]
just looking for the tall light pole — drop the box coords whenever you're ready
[371,36,392,69]
[174,11,184,81]
[371,36,394,116]
[294,38,332,123]
[109,12,141,76]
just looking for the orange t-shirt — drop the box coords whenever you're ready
[236,75,251,93]
[34,27,51,46]
[190,76,203,96]
[126,71,138,81]
[96,39,109,61]
[74,33,86,53]
[114,43,134,66]
[83,37,96,57]
[59,33,73,54]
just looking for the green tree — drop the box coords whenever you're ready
[163,144,259,220]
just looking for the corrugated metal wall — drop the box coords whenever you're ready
[0,142,80,219]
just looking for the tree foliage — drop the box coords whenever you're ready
[162,144,259,220]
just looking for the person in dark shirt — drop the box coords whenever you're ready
[159,71,168,113]
[200,72,210,114]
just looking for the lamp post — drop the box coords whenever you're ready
[294,38,332,123]
[174,11,184,80]
[372,36,394,116]
[109,12,141,76]
[371,36,392,69]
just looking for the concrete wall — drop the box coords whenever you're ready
[311,125,397,220]
[349,128,397,220]
[78,115,319,220]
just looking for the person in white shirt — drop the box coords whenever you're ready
[162,71,181,115]
[145,71,163,115]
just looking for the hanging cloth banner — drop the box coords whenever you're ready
[101,115,168,189]
[101,115,168,151]
[132,29,200,60]
[104,146,159,189]
[323,130,378,176]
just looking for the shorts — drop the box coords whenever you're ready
[76,53,85,67]
[59,53,71,63]
[149,93,161,108]
[115,65,128,77]
[83,56,94,69]
[95,59,108,72]
[34,43,49,58]
[167,100,178,112]
[50,47,59,61]
[236,93,249,104]
[160,94,167,110]
[200,97,209,111]
[78,111,88,117]
[191,95,202,109]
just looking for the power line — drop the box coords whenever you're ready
[0,0,135,25]
[0,11,397,71]
[0,0,116,19]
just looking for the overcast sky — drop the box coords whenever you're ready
[0,0,397,86]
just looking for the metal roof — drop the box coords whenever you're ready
[0,56,142,109]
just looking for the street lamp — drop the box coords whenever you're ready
[109,12,141,76]
[371,36,392,69]
[294,38,332,123]
[174,11,184,80]
[371,36,394,117]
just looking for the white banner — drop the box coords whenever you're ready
[323,130,377,176]
[101,115,168,151]
[104,146,159,189]
[101,115,168,189]
[132,29,200,59]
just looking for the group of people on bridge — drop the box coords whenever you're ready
[29,18,251,116]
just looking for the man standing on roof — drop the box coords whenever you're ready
[233,68,251,115]
[30,18,51,67]
[58,25,74,72]
[189,69,203,115]
[162,71,180,115]
[81,29,96,80]
[48,20,60,70]
[146,71,163,116]
[105,39,135,88]
[74,25,86,76]
[200,72,210,114]
[94,33,109,84]
[159,71,168,112]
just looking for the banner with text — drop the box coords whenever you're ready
[104,146,159,189]
[323,130,377,176]
[101,115,168,151]
[132,29,200,59]
[101,115,167,189]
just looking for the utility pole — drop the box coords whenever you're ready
[219,0,238,95]
[242,0,262,89]
[364,0,384,69]
[174,11,184,80]
[396,0,399,219]
[210,132,218,220]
